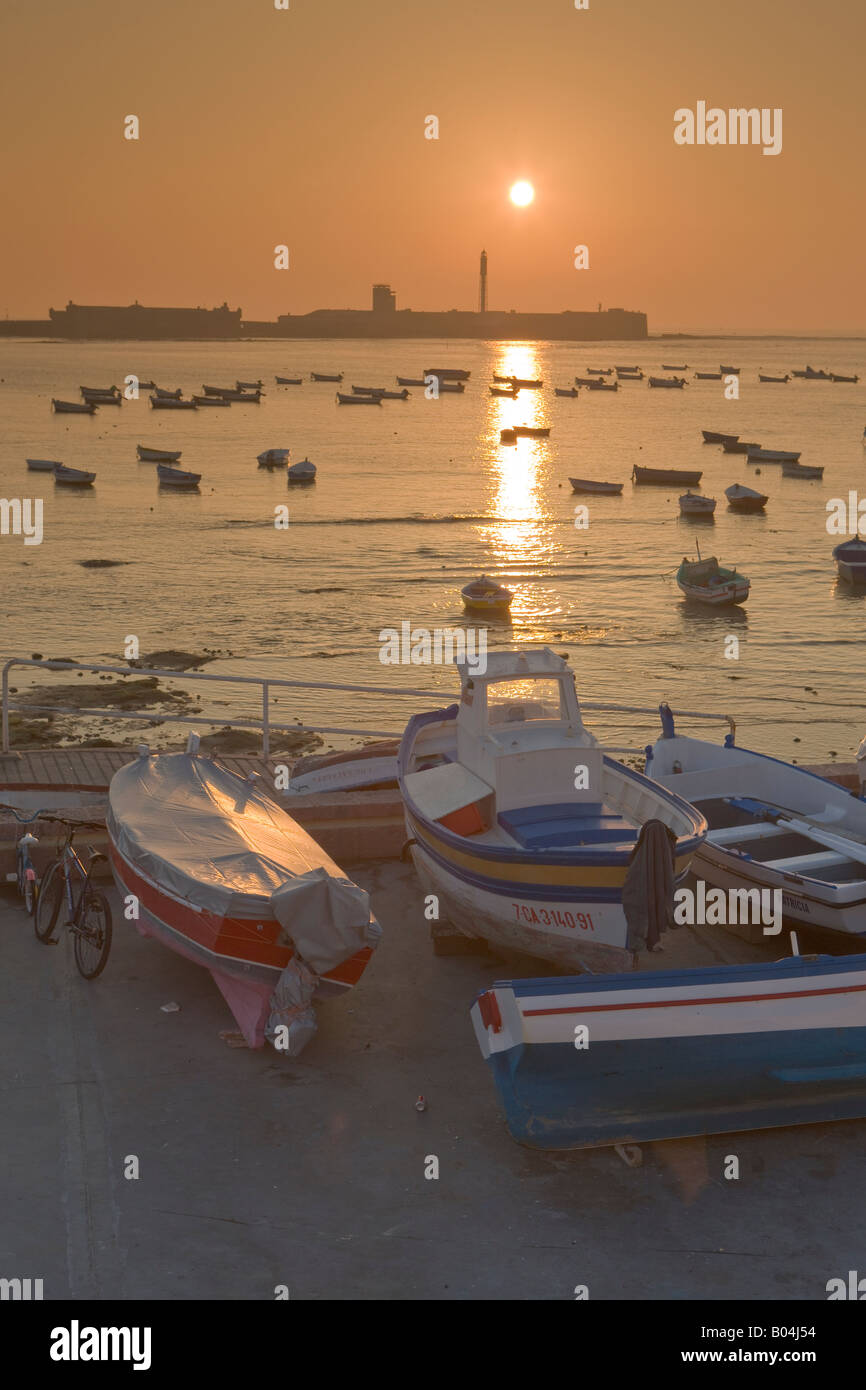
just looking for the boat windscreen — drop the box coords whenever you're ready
[486,678,564,723]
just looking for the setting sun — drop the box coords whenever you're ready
[509,180,535,207]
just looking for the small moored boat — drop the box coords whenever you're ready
[759,373,790,383]
[648,376,687,388]
[555,387,580,397]
[311,373,343,382]
[287,458,316,484]
[54,464,95,486]
[679,491,716,516]
[275,376,303,385]
[257,448,290,467]
[586,368,612,376]
[662,364,688,371]
[137,446,181,462]
[424,368,470,379]
[723,439,761,454]
[52,399,96,414]
[337,392,381,405]
[747,447,800,462]
[569,478,623,495]
[397,377,426,387]
[830,373,860,384]
[153,387,183,399]
[512,425,550,438]
[587,380,619,392]
[192,394,231,406]
[157,464,201,489]
[719,365,739,375]
[676,551,749,605]
[491,386,519,397]
[833,537,866,584]
[725,483,768,513]
[460,575,513,614]
[150,395,197,410]
[236,380,263,391]
[695,372,723,380]
[633,465,702,486]
[782,461,824,479]
[702,430,738,444]
[26,457,61,471]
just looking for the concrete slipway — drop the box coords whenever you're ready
[2,858,865,1302]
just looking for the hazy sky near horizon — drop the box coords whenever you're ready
[0,0,863,333]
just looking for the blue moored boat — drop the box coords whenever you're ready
[471,953,866,1149]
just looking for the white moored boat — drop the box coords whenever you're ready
[676,551,750,605]
[647,705,866,940]
[107,744,382,1051]
[679,492,716,516]
[398,650,706,973]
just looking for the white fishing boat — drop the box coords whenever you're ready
[54,464,95,486]
[648,706,866,939]
[398,650,706,973]
[157,464,201,489]
[137,446,182,462]
[747,447,801,462]
[679,492,716,516]
[26,458,62,472]
[287,458,316,484]
[676,550,750,605]
[257,448,291,467]
[833,537,866,584]
[569,477,623,495]
[460,575,514,614]
[725,483,768,513]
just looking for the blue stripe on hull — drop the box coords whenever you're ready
[486,1027,866,1149]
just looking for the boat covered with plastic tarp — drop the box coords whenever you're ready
[107,747,381,1051]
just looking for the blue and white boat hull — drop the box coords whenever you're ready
[472,955,866,1149]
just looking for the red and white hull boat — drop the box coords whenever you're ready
[107,747,381,1051]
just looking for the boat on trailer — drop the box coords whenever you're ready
[676,550,749,605]
[107,746,381,1051]
[633,465,702,486]
[648,704,866,939]
[137,446,182,462]
[569,477,623,495]
[398,649,706,974]
[725,483,768,513]
[471,952,866,1150]
[834,537,866,583]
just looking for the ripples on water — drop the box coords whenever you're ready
[1,337,864,761]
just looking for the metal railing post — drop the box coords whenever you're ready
[262,683,270,761]
[1,661,11,753]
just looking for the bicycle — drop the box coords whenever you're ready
[34,818,113,979]
[0,803,46,916]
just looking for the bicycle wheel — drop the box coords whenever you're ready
[24,870,39,918]
[73,889,112,979]
[34,860,64,942]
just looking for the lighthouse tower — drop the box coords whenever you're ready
[478,250,488,313]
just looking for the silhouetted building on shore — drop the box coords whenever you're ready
[0,294,647,341]
[46,301,243,338]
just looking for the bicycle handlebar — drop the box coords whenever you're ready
[0,805,104,831]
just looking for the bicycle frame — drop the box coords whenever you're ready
[57,834,101,925]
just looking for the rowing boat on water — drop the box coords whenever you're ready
[725,483,768,513]
[569,477,623,495]
[633,465,702,486]
[107,746,381,1051]
[676,553,749,605]
[52,399,96,414]
[137,446,181,462]
[157,464,201,489]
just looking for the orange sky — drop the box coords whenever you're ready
[0,0,863,333]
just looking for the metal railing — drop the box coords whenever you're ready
[1,657,735,758]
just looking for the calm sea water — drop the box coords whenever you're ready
[1,337,864,762]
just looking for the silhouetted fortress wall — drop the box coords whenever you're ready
[0,303,647,341]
